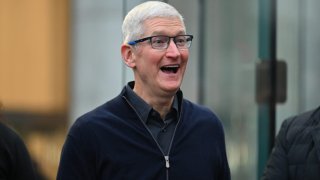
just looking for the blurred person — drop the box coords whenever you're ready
[0,105,37,180]
[57,1,230,180]
[262,106,320,180]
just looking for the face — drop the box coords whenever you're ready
[123,17,189,99]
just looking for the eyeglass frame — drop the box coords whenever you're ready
[127,35,193,50]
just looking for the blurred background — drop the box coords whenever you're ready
[0,0,319,179]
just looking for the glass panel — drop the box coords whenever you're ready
[203,1,258,179]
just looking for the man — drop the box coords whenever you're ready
[0,111,37,180]
[262,106,320,180]
[57,1,230,179]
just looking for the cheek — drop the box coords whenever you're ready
[138,48,163,63]
[136,56,159,73]
[143,54,163,66]
[181,52,189,63]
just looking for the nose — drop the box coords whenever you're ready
[166,39,181,58]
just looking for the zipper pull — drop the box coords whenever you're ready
[164,156,170,168]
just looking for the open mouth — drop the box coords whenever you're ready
[160,65,180,73]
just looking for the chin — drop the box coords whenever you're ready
[161,83,180,93]
[158,78,182,91]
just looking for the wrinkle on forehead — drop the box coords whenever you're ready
[142,17,186,36]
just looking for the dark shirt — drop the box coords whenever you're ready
[0,122,36,180]
[125,83,179,155]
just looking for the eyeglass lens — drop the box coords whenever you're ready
[151,35,192,49]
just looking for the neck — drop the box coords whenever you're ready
[150,97,174,119]
[133,88,174,119]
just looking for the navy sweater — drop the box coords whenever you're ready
[57,87,230,180]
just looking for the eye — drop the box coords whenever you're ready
[175,37,187,45]
[176,38,186,43]
[152,36,167,45]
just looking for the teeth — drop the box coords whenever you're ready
[166,65,179,68]
[161,65,179,69]
[160,65,180,73]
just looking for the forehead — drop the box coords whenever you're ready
[142,17,186,36]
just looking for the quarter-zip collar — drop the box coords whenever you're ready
[124,81,180,123]
[122,82,184,180]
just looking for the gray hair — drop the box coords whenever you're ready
[122,1,185,43]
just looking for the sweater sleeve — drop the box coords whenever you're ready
[57,120,97,180]
[261,118,290,180]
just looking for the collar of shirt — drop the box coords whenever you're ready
[124,82,179,123]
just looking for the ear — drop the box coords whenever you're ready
[121,44,136,68]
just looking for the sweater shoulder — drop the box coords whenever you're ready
[182,99,219,118]
[182,99,223,128]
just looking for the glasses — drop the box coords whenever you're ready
[128,35,193,50]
